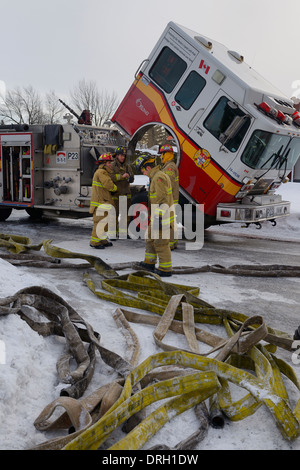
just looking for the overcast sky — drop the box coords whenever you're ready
[1,0,300,104]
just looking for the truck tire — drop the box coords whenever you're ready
[0,207,12,221]
[25,208,43,219]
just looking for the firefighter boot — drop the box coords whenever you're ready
[137,261,155,272]
[154,268,172,277]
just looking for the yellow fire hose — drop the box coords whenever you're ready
[0,236,300,448]
[0,232,43,253]
[62,351,221,450]
[62,350,299,449]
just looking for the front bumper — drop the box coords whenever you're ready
[216,200,290,223]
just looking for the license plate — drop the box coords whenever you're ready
[266,207,275,217]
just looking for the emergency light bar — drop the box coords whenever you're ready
[256,102,300,127]
[292,111,300,126]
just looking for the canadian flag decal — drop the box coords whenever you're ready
[199,59,210,74]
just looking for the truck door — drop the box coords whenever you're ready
[187,90,252,186]
[175,89,252,207]
[0,133,33,203]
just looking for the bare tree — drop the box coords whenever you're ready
[96,89,119,126]
[0,85,45,124]
[70,79,119,126]
[44,90,65,124]
[0,81,119,126]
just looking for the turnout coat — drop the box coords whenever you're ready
[89,165,117,214]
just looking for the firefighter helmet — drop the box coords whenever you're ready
[115,146,127,156]
[158,144,174,154]
[134,154,156,173]
[97,153,114,163]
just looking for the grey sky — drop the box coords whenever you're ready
[1,0,300,103]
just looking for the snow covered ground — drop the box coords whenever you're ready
[0,182,299,451]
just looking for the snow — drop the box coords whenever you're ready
[0,182,299,451]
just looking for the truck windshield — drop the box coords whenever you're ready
[283,137,300,170]
[241,130,300,170]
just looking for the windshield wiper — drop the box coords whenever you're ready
[276,147,290,181]
[260,145,283,170]
[276,147,290,169]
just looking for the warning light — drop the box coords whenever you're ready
[220,210,231,217]
[256,102,289,125]
[292,111,300,127]
[258,102,271,113]
[276,110,285,122]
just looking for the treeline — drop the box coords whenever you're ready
[0,79,119,127]
[0,79,172,149]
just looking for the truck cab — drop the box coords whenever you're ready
[112,22,300,228]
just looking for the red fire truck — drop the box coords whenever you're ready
[112,21,300,228]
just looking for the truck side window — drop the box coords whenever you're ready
[204,96,251,152]
[175,71,206,110]
[149,46,187,94]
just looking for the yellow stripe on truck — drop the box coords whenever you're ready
[137,78,240,196]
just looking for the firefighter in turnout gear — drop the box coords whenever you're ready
[89,153,117,248]
[134,154,174,277]
[110,146,134,238]
[158,144,179,250]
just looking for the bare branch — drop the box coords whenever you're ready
[44,90,64,124]
[0,85,45,124]
[70,79,119,126]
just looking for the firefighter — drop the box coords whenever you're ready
[110,146,134,238]
[89,153,117,249]
[134,154,174,277]
[158,144,179,250]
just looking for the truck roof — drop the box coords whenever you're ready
[171,21,293,106]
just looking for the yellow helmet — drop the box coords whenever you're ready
[158,144,174,154]
[158,144,174,164]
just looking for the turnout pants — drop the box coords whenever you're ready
[90,204,116,246]
[144,229,172,272]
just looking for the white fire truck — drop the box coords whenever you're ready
[0,113,127,220]
[112,21,300,228]
[1,22,299,229]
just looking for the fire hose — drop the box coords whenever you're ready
[1,234,300,278]
[17,274,300,447]
[0,235,300,449]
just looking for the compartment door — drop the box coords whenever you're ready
[0,133,33,203]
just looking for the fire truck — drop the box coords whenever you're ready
[112,21,300,228]
[0,107,127,221]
